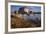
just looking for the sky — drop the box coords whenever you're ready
[11,5,41,12]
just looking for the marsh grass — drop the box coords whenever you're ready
[11,13,41,28]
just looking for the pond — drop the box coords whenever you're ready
[17,14,41,21]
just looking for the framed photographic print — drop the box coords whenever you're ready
[8,2,45,32]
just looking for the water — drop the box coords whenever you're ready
[17,14,41,21]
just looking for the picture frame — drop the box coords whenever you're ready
[5,1,45,33]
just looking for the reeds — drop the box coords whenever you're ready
[11,13,41,28]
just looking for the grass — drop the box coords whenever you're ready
[11,13,41,28]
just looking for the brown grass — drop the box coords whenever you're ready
[11,13,41,28]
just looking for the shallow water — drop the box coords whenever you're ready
[17,14,41,21]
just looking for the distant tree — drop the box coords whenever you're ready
[11,15,14,17]
[14,10,16,14]
[18,7,25,14]
[34,12,41,14]
[29,11,32,14]
[24,11,28,14]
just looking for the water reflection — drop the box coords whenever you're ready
[16,14,41,21]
